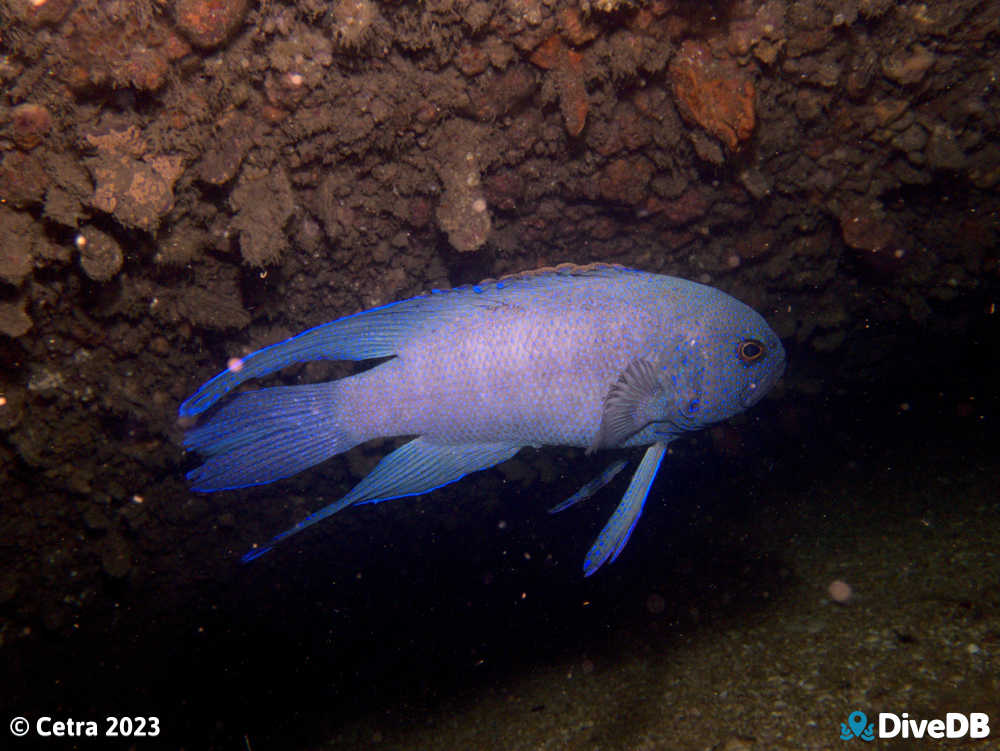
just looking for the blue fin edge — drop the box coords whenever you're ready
[239,438,522,563]
[549,460,628,514]
[582,442,668,577]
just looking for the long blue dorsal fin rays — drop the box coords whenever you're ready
[548,459,628,514]
[582,441,668,577]
[240,438,522,563]
[179,264,637,418]
[180,300,441,417]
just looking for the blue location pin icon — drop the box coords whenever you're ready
[848,711,867,738]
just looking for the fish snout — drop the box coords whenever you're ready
[739,341,785,408]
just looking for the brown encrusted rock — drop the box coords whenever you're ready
[556,49,588,137]
[882,44,935,86]
[177,284,250,330]
[331,0,381,49]
[528,35,588,137]
[7,0,74,27]
[0,151,49,208]
[173,285,251,330]
[663,188,709,224]
[57,6,178,92]
[605,101,652,154]
[86,151,184,232]
[230,168,295,266]
[434,129,491,253]
[43,151,94,227]
[32,236,72,268]
[155,220,209,265]
[484,172,526,212]
[77,226,124,282]
[176,0,249,49]
[646,189,709,225]
[42,153,93,229]
[558,6,599,46]
[436,179,491,252]
[120,45,171,92]
[455,44,489,77]
[926,125,968,171]
[307,169,356,242]
[10,104,52,151]
[197,112,258,185]
[598,157,654,205]
[0,297,32,338]
[466,65,537,122]
[689,129,725,165]
[839,201,896,253]
[669,40,756,151]
[727,0,785,58]
[84,123,145,158]
[840,200,910,275]
[0,207,36,286]
[148,264,250,330]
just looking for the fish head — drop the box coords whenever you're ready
[658,294,785,430]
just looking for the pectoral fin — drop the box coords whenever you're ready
[582,441,668,577]
[589,358,665,452]
[548,460,627,514]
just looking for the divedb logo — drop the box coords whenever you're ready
[840,710,991,741]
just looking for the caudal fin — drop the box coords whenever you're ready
[183,381,359,492]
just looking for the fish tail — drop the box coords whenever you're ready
[183,381,361,492]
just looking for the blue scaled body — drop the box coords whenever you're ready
[179,263,785,575]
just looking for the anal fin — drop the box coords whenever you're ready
[242,438,522,562]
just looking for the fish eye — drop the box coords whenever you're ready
[737,339,766,364]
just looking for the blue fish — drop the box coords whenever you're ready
[179,264,785,575]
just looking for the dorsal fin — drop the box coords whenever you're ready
[459,262,635,294]
[181,264,645,417]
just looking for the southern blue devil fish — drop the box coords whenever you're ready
[179,264,785,575]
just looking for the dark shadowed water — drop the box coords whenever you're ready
[2,1,999,749]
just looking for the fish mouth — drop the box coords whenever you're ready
[739,380,767,409]
[740,349,786,408]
